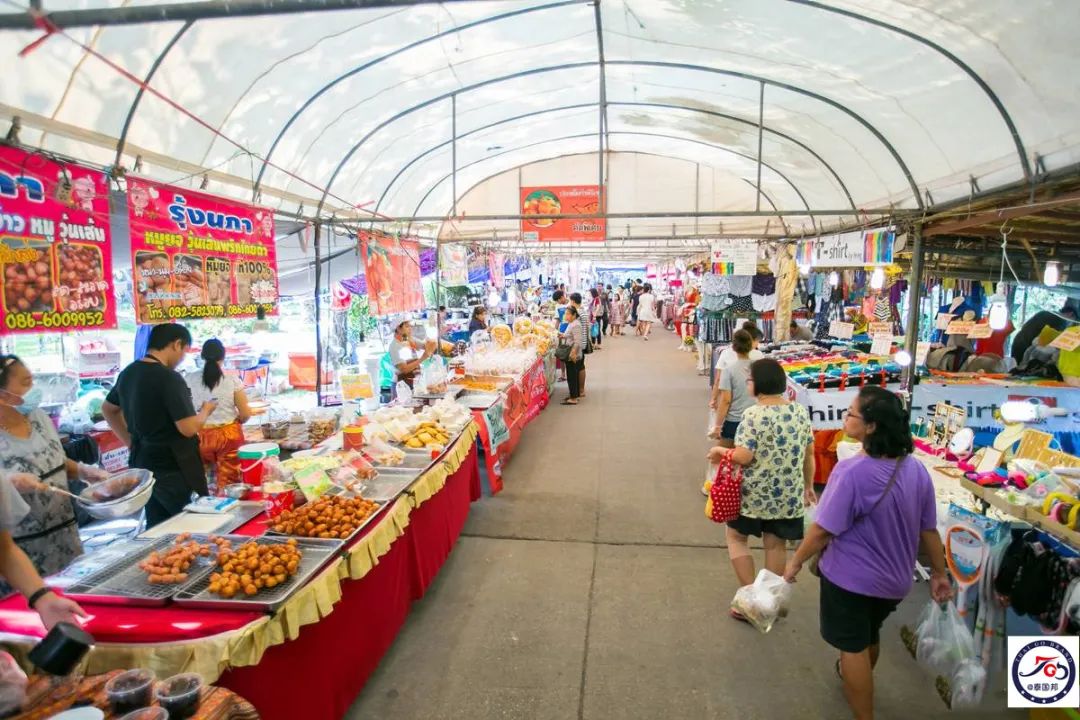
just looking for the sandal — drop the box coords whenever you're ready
[561,399,579,405]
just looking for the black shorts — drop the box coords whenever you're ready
[726,515,804,541]
[819,572,901,653]
[720,420,740,440]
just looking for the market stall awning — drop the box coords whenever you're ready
[1,0,1078,243]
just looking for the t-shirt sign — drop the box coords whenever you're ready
[829,321,855,339]
[127,178,279,324]
[0,145,117,334]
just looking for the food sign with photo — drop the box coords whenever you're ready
[126,178,279,323]
[520,185,604,242]
[359,230,423,316]
[0,145,116,333]
[439,243,468,286]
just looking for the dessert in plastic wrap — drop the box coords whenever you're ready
[512,317,534,336]
[465,346,536,376]
[364,436,407,466]
[489,323,513,347]
[730,569,792,633]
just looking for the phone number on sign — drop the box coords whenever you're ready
[161,304,226,320]
[5,310,107,331]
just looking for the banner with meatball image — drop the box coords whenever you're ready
[0,145,116,334]
[358,230,423,316]
[126,178,279,323]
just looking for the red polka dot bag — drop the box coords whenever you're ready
[705,449,742,523]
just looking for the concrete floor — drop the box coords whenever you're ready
[348,330,1024,720]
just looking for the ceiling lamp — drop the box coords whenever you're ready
[870,267,885,290]
[894,349,912,367]
[828,271,839,288]
[987,282,1009,331]
[1044,261,1060,288]
[486,290,501,308]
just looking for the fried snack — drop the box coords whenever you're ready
[269,495,379,539]
[401,421,451,449]
[139,535,231,585]
[308,417,337,445]
[56,244,104,312]
[207,539,303,598]
[3,247,53,313]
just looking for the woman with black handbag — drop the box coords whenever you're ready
[557,306,586,405]
[784,386,953,720]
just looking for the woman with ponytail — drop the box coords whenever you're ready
[184,339,252,492]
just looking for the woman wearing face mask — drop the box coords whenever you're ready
[0,355,108,595]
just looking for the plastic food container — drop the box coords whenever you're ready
[154,673,203,719]
[118,707,169,720]
[342,425,365,451]
[105,669,155,713]
[237,442,280,487]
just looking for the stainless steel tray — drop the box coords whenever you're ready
[413,386,463,401]
[172,536,343,612]
[264,494,386,546]
[64,536,221,607]
[356,472,422,503]
[137,501,265,539]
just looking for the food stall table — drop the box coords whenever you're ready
[0,426,481,720]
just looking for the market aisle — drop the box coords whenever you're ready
[348,330,1023,720]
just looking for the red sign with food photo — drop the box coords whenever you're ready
[520,185,605,242]
[0,145,116,334]
[358,230,423,316]
[126,178,279,324]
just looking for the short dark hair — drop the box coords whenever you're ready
[0,354,24,391]
[731,330,754,355]
[644,283,652,293]
[743,320,764,342]
[565,305,579,320]
[590,288,599,298]
[749,358,786,396]
[856,386,913,458]
[471,305,486,319]
[552,290,565,303]
[570,292,583,305]
[147,323,192,351]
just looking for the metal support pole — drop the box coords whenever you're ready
[593,0,607,242]
[313,222,324,407]
[694,163,700,235]
[755,81,765,213]
[901,225,924,395]
[451,94,457,217]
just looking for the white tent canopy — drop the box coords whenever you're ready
[1,0,1078,251]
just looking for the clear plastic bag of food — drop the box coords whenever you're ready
[915,601,977,678]
[731,569,792,634]
[0,651,27,716]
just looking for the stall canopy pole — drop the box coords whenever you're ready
[314,222,324,407]
[593,0,607,242]
[901,225,924,395]
[755,81,765,212]
[451,94,457,218]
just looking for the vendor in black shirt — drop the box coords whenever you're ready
[101,324,217,527]
[468,306,489,333]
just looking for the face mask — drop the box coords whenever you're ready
[8,386,42,415]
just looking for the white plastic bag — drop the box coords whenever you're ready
[731,569,792,634]
[915,601,977,678]
[803,502,818,532]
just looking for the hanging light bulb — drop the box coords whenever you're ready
[828,271,839,288]
[1044,261,1060,288]
[870,267,885,290]
[486,290,501,308]
[894,350,912,367]
[987,282,1008,330]
[798,263,811,276]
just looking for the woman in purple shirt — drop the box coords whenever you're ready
[784,386,953,720]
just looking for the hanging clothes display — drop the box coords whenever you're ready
[751,272,777,312]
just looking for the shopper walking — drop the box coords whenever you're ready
[559,305,586,405]
[630,284,642,327]
[185,339,253,494]
[636,283,659,340]
[708,358,814,608]
[570,293,591,395]
[609,291,628,336]
[102,324,217,527]
[784,386,952,720]
[708,330,756,447]
[589,288,604,348]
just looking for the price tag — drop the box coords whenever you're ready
[870,335,893,357]
[967,324,994,340]
[868,322,892,336]
[935,313,954,330]
[1050,327,1080,352]
[945,320,976,336]
[294,466,333,502]
[829,321,854,339]
[915,341,931,365]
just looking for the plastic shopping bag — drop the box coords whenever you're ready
[731,570,792,634]
[915,601,977,677]
[0,652,26,716]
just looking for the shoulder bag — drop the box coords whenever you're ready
[809,456,904,577]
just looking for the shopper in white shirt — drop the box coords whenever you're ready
[185,339,252,492]
[710,321,764,410]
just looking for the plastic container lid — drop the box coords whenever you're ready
[118,708,168,720]
[237,442,280,459]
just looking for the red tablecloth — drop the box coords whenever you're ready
[0,444,481,720]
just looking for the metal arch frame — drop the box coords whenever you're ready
[741,177,790,236]
[405,133,815,227]
[113,20,194,168]
[249,0,585,197]
[786,0,1031,181]
[314,60,921,218]
[367,100,857,218]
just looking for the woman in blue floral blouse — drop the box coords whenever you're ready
[708,358,815,617]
